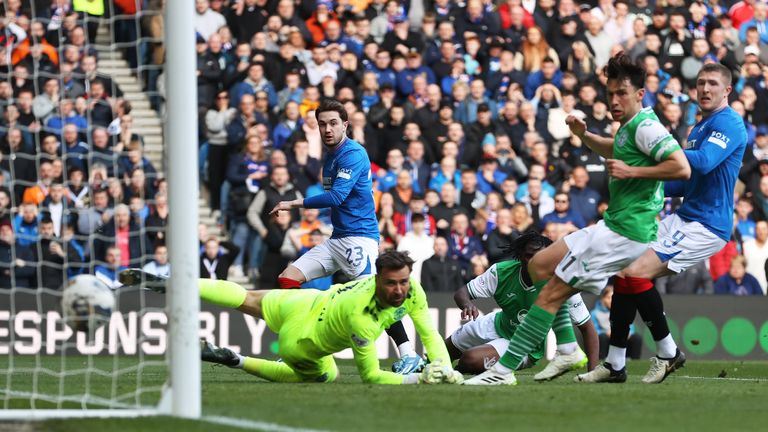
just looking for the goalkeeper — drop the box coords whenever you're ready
[122,250,461,384]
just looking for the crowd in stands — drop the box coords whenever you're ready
[2,0,768,297]
[0,0,166,290]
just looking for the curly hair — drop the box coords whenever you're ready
[502,230,553,261]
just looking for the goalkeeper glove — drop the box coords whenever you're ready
[418,359,445,384]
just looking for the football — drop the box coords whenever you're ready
[61,274,115,333]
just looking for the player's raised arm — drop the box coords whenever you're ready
[566,115,614,159]
[607,119,691,180]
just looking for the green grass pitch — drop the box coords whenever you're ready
[1,356,767,431]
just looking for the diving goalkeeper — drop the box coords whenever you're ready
[120,251,461,384]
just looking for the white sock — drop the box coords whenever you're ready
[397,341,416,357]
[657,334,678,359]
[233,353,245,369]
[606,345,626,370]
[492,361,512,374]
[557,342,578,355]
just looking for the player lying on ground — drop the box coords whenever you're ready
[269,99,422,374]
[447,232,599,384]
[578,62,747,384]
[120,250,462,384]
[461,53,691,385]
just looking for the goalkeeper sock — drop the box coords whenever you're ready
[198,279,247,309]
[499,305,555,370]
[242,357,302,383]
[552,303,577,354]
[397,341,416,357]
[232,353,245,369]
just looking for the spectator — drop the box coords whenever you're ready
[591,284,643,360]
[142,243,171,278]
[540,191,585,232]
[447,212,483,271]
[36,217,83,290]
[77,187,111,236]
[568,166,601,224]
[476,154,507,195]
[736,196,757,241]
[714,255,764,296]
[655,261,714,295]
[230,62,277,109]
[245,165,302,279]
[194,0,226,41]
[394,192,435,238]
[259,210,292,288]
[286,137,321,195]
[743,220,768,294]
[396,213,434,283]
[12,203,39,247]
[519,178,555,228]
[94,246,127,290]
[145,192,169,249]
[200,235,240,280]
[485,208,520,264]
[41,183,72,237]
[377,191,398,250]
[458,168,486,219]
[93,204,151,268]
[281,208,332,260]
[420,235,464,292]
[0,221,35,288]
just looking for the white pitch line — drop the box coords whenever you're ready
[202,415,330,432]
[676,375,767,382]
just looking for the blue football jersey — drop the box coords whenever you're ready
[303,137,380,241]
[667,106,747,241]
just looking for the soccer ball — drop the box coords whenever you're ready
[61,275,115,333]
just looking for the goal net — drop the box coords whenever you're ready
[0,0,199,419]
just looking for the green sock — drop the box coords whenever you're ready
[500,305,556,369]
[198,279,247,309]
[243,357,303,383]
[552,303,577,345]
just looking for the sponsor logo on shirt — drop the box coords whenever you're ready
[351,333,369,347]
[517,309,528,323]
[506,292,516,299]
[322,176,332,191]
[685,139,696,149]
[707,131,729,149]
[337,168,353,180]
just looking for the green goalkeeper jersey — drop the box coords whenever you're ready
[604,107,681,243]
[466,260,547,361]
[304,276,449,384]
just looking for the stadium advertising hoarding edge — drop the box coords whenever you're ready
[0,291,766,360]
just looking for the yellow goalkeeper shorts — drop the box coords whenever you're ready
[262,290,338,382]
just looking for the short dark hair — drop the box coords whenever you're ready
[314,98,348,122]
[40,217,54,225]
[604,52,646,90]
[411,213,425,224]
[376,250,414,273]
[698,62,732,86]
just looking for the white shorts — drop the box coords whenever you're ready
[650,213,727,273]
[567,293,591,326]
[449,311,532,369]
[557,220,648,295]
[292,237,379,281]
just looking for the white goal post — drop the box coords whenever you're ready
[0,0,199,420]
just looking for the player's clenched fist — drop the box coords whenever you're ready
[565,115,587,138]
[606,159,634,179]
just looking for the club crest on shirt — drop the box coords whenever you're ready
[394,307,406,321]
[616,130,629,148]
